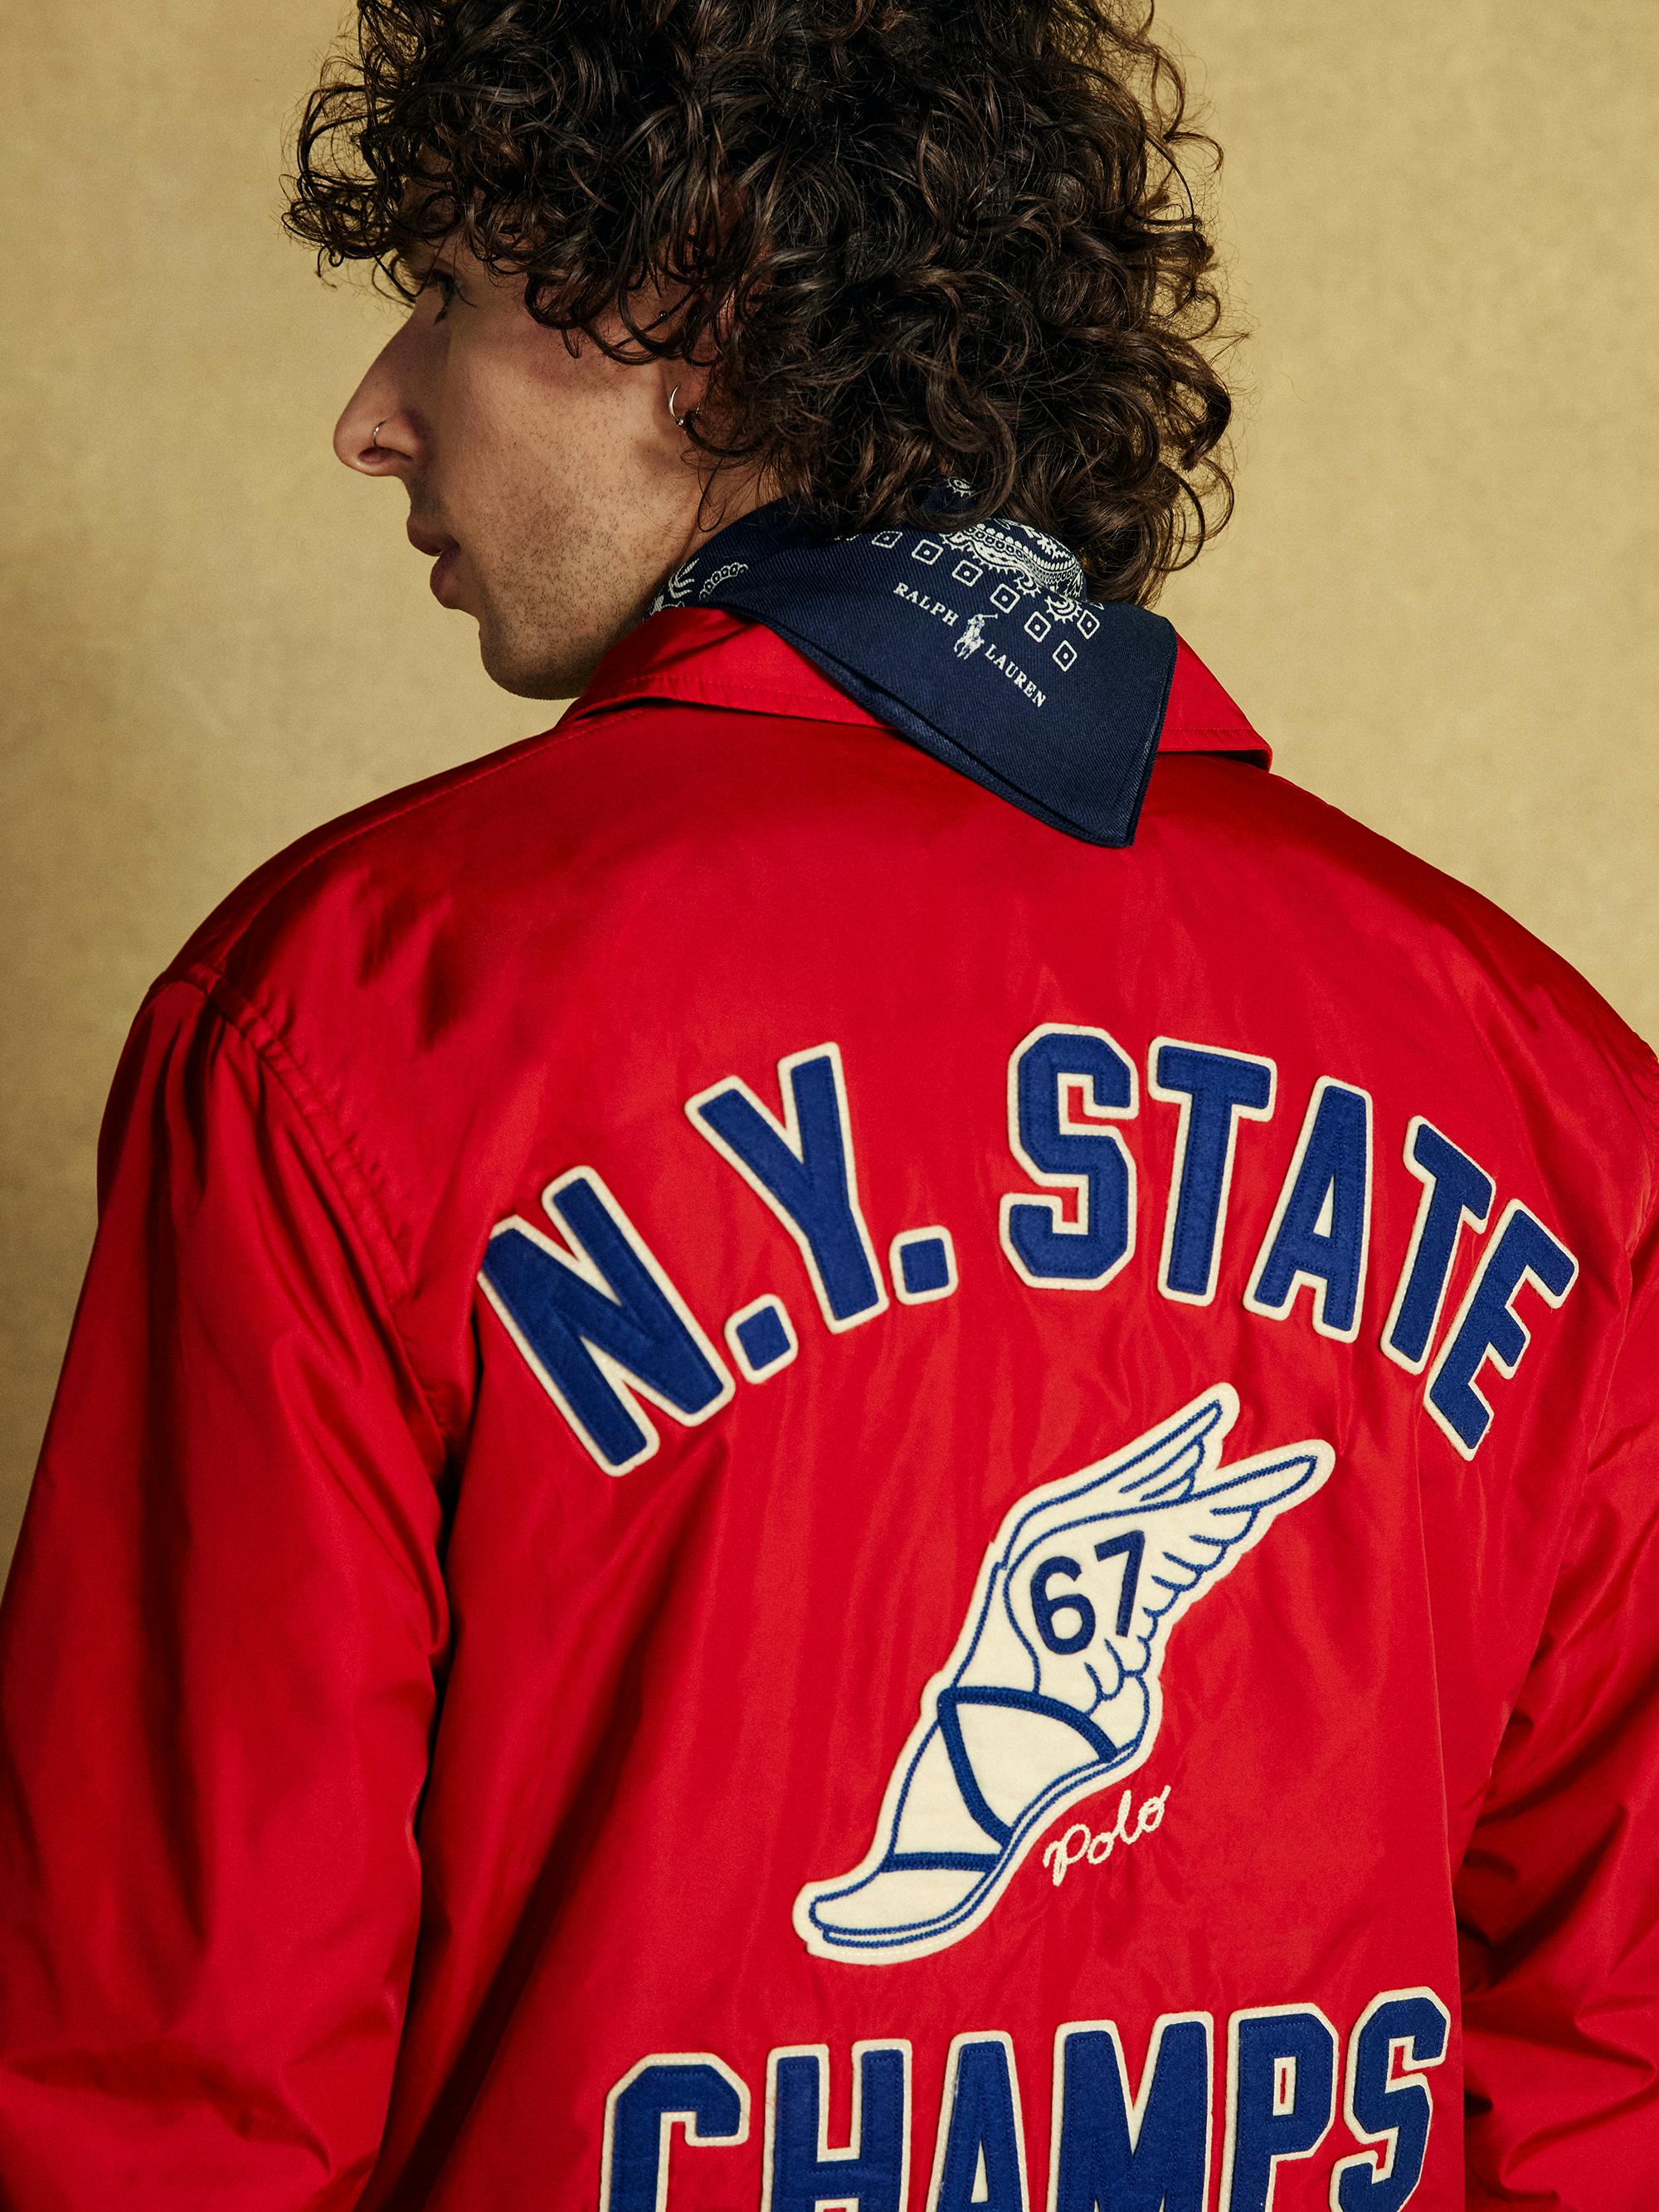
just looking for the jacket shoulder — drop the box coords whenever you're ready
[154,689,894,1020]
[1160,755,1659,1147]
[161,714,580,994]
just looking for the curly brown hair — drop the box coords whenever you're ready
[285,0,1235,604]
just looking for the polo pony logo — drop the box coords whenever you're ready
[794,1386,1333,1963]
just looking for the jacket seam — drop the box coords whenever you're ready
[162,970,450,1451]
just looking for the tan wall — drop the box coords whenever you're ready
[2,2,1656,1551]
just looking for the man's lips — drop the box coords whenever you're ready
[428,544,461,602]
[406,521,462,603]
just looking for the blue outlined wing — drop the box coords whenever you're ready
[996,1398,1331,1711]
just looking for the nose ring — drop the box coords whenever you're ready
[371,420,387,451]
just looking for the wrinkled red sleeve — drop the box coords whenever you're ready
[0,979,450,2210]
[1457,1179,1659,2206]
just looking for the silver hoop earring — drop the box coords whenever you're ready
[667,383,696,431]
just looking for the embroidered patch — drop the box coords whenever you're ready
[794,1387,1333,1963]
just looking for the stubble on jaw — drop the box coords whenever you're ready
[466,482,680,701]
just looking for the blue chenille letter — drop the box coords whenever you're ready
[931,2036,1029,2212]
[1224,2009,1337,2212]
[688,1045,886,1330]
[603,2057,747,2212]
[1001,1025,1138,1288]
[1247,1080,1372,1339]
[766,2045,908,2212]
[1052,2020,1210,2212]
[1383,1120,1494,1371]
[1331,1992,1449,2211]
[1151,1041,1275,1302]
[1426,1201,1577,1456]
[479,1169,731,1473]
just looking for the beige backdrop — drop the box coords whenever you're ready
[3,2,1657,1554]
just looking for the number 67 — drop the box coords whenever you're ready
[1029,1530,1146,1655]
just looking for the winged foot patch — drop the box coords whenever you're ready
[794,1386,1334,1963]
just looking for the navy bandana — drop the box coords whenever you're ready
[648,479,1179,845]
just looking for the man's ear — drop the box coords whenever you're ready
[663,362,707,433]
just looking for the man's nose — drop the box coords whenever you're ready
[333,338,427,477]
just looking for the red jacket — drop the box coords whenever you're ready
[2,607,1656,2210]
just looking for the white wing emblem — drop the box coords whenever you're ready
[794,1385,1333,1963]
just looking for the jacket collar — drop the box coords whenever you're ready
[563,605,1270,766]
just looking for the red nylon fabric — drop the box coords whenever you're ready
[0,611,1655,2210]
